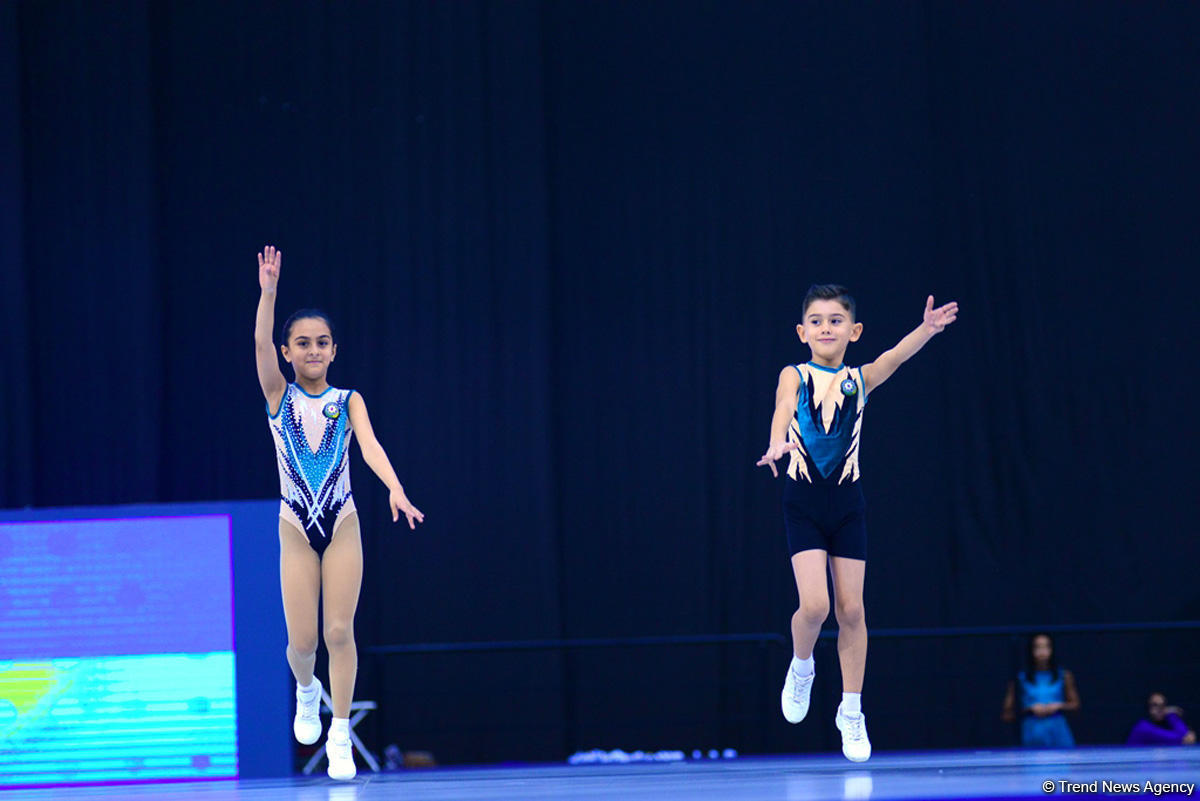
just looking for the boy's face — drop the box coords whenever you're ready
[797,299,862,364]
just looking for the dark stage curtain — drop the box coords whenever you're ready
[5,1,1198,759]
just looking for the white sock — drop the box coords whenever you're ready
[297,678,319,698]
[841,692,861,715]
[791,655,814,677]
[330,717,350,742]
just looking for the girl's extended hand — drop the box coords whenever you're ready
[390,489,425,530]
[258,245,282,293]
[756,441,800,477]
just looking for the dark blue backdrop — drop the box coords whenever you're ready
[3,1,1197,763]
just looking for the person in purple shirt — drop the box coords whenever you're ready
[1127,693,1196,745]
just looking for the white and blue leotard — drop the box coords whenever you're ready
[268,384,356,554]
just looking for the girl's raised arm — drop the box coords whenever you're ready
[255,245,287,413]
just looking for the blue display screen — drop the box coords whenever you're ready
[0,515,237,785]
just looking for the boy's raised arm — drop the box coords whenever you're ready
[255,246,287,410]
[861,295,958,394]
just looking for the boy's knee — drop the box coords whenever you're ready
[835,600,865,627]
[323,620,355,649]
[797,599,829,626]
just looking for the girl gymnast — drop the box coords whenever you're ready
[254,245,424,780]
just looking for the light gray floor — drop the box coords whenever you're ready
[4,747,1196,800]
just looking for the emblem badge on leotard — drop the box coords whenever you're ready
[840,378,858,397]
[322,401,340,420]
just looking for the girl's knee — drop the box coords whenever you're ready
[323,620,355,649]
[288,638,318,659]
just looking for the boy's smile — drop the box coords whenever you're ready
[797,299,863,367]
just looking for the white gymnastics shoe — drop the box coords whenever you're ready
[326,731,357,781]
[835,704,872,762]
[293,677,323,746]
[781,662,814,723]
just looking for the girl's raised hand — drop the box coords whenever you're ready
[258,245,282,293]
[756,441,800,478]
[390,489,425,530]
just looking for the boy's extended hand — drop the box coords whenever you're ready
[757,441,800,477]
[922,295,958,334]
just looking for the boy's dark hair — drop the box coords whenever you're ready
[282,308,337,344]
[802,284,856,320]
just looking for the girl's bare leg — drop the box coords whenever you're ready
[279,520,321,685]
[321,513,363,719]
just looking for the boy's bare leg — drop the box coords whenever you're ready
[781,548,830,723]
[790,549,831,658]
[829,556,867,692]
[830,555,871,761]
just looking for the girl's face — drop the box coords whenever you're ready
[281,318,336,382]
[1032,635,1053,666]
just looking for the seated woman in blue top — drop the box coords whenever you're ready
[1127,693,1196,745]
[1001,633,1081,747]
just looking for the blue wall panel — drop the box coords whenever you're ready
[0,501,287,785]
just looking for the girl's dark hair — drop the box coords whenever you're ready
[1022,632,1061,683]
[282,308,336,344]
[802,284,856,320]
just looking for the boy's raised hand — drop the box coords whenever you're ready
[258,245,282,293]
[922,295,958,334]
[757,441,800,477]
